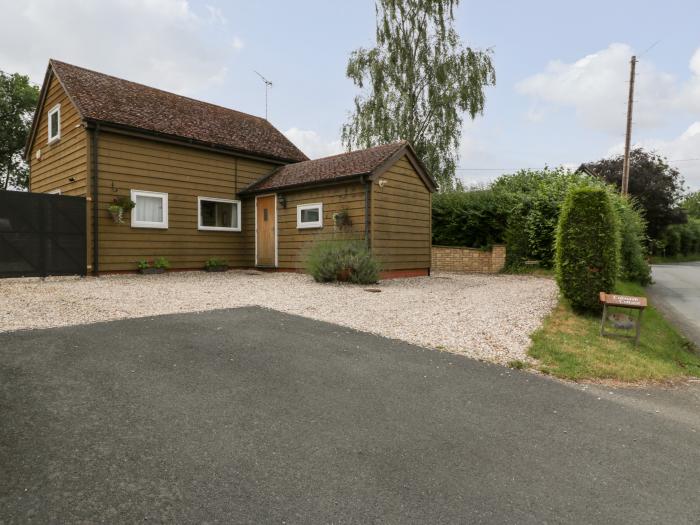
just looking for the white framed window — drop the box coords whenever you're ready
[131,189,168,229]
[198,197,241,232]
[47,104,61,144]
[297,202,323,229]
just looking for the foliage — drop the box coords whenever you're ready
[582,148,687,239]
[657,219,700,257]
[153,257,170,270]
[555,186,620,313]
[614,197,652,285]
[0,70,40,191]
[305,239,380,284]
[205,257,228,269]
[431,189,509,248]
[112,196,135,212]
[137,257,170,270]
[341,0,495,190]
[681,191,700,219]
[492,168,603,268]
[529,281,700,382]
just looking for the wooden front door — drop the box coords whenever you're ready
[256,195,276,266]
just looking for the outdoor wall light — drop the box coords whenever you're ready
[378,178,387,188]
[278,194,287,208]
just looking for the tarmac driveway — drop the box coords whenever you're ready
[1,307,700,523]
[651,262,700,347]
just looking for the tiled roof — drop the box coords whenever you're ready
[49,60,307,163]
[243,141,408,193]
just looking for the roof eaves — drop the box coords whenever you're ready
[240,172,370,195]
[83,118,302,165]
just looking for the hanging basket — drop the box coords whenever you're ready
[108,206,124,224]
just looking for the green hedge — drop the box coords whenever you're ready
[556,187,620,312]
[431,189,510,248]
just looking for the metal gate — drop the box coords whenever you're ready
[0,191,86,278]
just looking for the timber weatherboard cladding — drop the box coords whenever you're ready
[26,66,433,275]
[95,132,276,271]
[28,73,92,268]
[371,156,432,270]
[277,182,366,269]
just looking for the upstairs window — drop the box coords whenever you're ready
[297,203,323,229]
[131,189,168,229]
[198,197,241,232]
[47,104,61,143]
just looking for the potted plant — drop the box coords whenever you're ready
[333,209,351,229]
[137,256,170,274]
[204,257,229,272]
[108,196,136,224]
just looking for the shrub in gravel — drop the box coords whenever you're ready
[555,186,620,313]
[305,239,380,284]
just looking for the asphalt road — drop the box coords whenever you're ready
[1,307,700,524]
[650,261,700,347]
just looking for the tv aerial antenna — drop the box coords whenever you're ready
[254,70,273,120]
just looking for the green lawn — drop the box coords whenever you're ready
[528,281,700,383]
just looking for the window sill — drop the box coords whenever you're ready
[198,226,241,232]
[297,224,323,229]
[131,223,168,229]
[47,137,60,146]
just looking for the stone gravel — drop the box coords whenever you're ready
[0,271,558,364]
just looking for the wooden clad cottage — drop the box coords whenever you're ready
[25,60,436,278]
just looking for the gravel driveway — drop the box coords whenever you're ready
[0,271,557,363]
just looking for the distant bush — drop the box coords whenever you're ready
[615,197,651,285]
[305,239,380,284]
[556,187,620,312]
[658,219,700,257]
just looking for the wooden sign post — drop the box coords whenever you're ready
[599,292,647,346]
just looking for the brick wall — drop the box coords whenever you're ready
[431,245,506,273]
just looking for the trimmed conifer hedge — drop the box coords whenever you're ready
[555,187,620,312]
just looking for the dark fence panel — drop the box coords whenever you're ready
[0,191,86,278]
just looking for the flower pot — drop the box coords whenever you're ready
[205,265,229,272]
[108,207,124,224]
[139,267,165,275]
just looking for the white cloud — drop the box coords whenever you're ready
[517,43,677,132]
[642,123,700,190]
[677,48,700,113]
[0,0,236,96]
[231,36,245,51]
[284,128,343,159]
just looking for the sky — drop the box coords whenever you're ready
[2,0,699,190]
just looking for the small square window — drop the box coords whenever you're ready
[297,203,323,229]
[47,104,61,143]
[198,197,241,232]
[131,189,168,229]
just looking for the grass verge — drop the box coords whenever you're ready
[649,254,700,264]
[528,281,700,383]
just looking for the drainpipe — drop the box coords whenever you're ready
[90,123,100,275]
[363,176,371,251]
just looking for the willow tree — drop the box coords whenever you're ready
[341,0,495,190]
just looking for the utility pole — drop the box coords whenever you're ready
[254,71,273,120]
[621,55,636,196]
